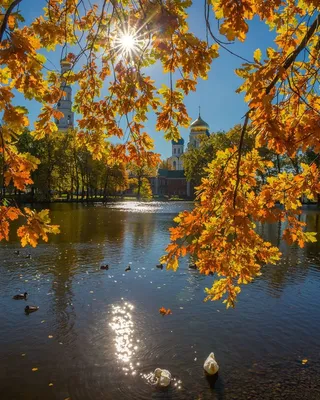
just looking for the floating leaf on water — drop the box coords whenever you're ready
[49,383,53,386]
[21,353,26,357]
[159,307,172,316]
[302,359,308,364]
[41,320,45,323]
[48,335,53,339]
[32,368,38,372]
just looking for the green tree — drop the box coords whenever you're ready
[158,159,173,170]
[183,126,254,188]
[128,160,157,200]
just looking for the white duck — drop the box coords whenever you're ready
[203,352,219,375]
[154,368,172,387]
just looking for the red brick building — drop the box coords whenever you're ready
[149,169,190,198]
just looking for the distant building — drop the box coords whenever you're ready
[168,138,185,170]
[188,113,210,148]
[56,58,74,130]
[150,169,190,197]
[151,111,210,198]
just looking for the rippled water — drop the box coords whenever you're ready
[1,202,320,400]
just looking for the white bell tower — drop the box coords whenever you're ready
[169,138,184,170]
[56,58,74,130]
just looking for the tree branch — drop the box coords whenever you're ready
[0,0,23,42]
[266,13,320,95]
[233,111,250,208]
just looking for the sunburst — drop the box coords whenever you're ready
[113,28,148,60]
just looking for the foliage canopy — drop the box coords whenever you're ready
[0,0,319,305]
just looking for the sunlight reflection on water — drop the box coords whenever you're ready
[108,201,185,213]
[108,300,183,391]
[110,202,164,213]
[109,301,140,375]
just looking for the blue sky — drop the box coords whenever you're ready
[15,1,276,159]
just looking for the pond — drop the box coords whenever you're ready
[0,202,320,400]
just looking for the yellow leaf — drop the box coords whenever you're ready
[49,383,54,387]
[302,359,308,364]
[167,257,179,271]
[253,48,262,63]
[32,368,38,372]
[8,15,15,30]
[48,335,53,339]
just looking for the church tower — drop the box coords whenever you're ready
[169,138,184,170]
[188,109,209,148]
[56,58,74,130]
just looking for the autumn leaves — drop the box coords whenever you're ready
[0,1,320,306]
[161,1,320,306]
[0,206,59,247]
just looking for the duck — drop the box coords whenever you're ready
[156,264,164,269]
[125,265,131,272]
[13,292,28,300]
[154,368,171,387]
[203,352,219,375]
[100,264,109,270]
[189,264,197,269]
[25,305,39,313]
[14,250,20,256]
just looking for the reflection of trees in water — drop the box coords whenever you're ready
[49,247,77,341]
[304,212,320,257]
[49,204,125,245]
[124,212,157,251]
[102,209,126,262]
[256,212,320,297]
[48,203,127,265]
[31,203,130,341]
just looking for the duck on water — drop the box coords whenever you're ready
[25,305,39,313]
[13,292,28,300]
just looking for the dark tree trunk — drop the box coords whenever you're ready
[137,176,142,200]
[70,175,74,201]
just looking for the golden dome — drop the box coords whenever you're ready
[190,114,209,132]
[60,57,72,67]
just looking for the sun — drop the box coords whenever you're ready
[113,28,147,60]
[119,34,136,53]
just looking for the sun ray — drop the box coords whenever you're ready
[112,24,151,61]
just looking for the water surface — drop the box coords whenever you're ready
[1,202,320,399]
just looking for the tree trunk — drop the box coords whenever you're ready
[137,176,142,200]
[70,175,73,201]
[103,174,109,201]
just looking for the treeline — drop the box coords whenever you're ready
[1,130,129,202]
